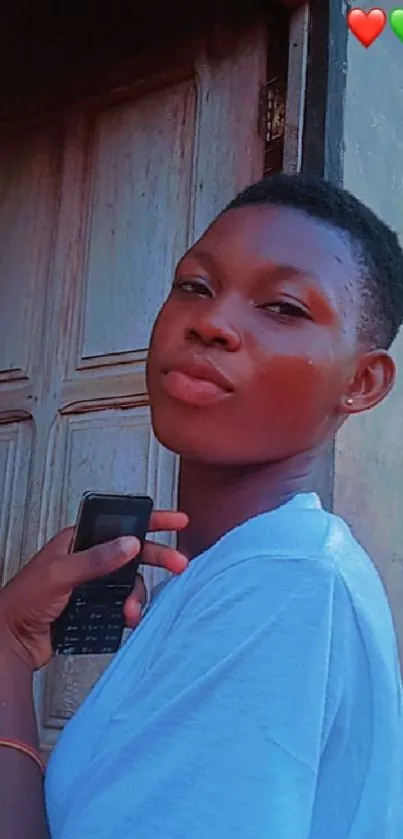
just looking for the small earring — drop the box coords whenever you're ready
[346,397,353,406]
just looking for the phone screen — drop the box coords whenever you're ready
[93,513,139,544]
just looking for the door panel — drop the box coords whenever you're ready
[80,81,196,359]
[0,23,267,753]
[0,130,59,384]
[193,30,266,238]
[0,422,32,585]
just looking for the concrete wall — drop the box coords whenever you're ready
[333,0,403,661]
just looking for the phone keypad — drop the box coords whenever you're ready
[51,586,131,656]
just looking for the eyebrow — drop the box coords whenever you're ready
[184,250,322,285]
[253,263,330,302]
[179,250,340,321]
[179,248,219,272]
[266,266,340,316]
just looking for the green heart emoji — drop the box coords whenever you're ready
[390,8,403,42]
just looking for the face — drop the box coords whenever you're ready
[147,205,394,466]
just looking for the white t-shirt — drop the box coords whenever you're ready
[45,493,403,838]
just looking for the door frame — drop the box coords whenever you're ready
[299,0,348,509]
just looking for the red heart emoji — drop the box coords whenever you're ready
[347,8,386,48]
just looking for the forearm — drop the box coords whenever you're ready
[0,649,50,839]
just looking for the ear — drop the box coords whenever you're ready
[338,350,396,416]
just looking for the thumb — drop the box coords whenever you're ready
[60,536,141,587]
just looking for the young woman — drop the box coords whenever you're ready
[1,174,402,839]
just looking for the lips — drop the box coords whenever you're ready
[161,356,234,407]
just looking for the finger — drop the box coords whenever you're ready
[141,540,188,574]
[131,573,147,608]
[148,511,189,533]
[123,573,147,628]
[42,527,75,555]
[61,536,141,587]
[123,598,143,628]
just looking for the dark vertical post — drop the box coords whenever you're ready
[301,0,348,509]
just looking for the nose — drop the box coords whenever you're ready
[185,300,242,351]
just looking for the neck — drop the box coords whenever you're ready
[177,448,324,558]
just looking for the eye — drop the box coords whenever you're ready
[259,301,312,320]
[172,278,211,297]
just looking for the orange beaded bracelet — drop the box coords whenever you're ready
[0,738,45,774]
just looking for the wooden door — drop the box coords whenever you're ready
[0,24,267,753]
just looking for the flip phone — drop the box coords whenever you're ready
[51,492,153,656]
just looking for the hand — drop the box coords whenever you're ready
[0,511,189,671]
[123,511,189,628]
